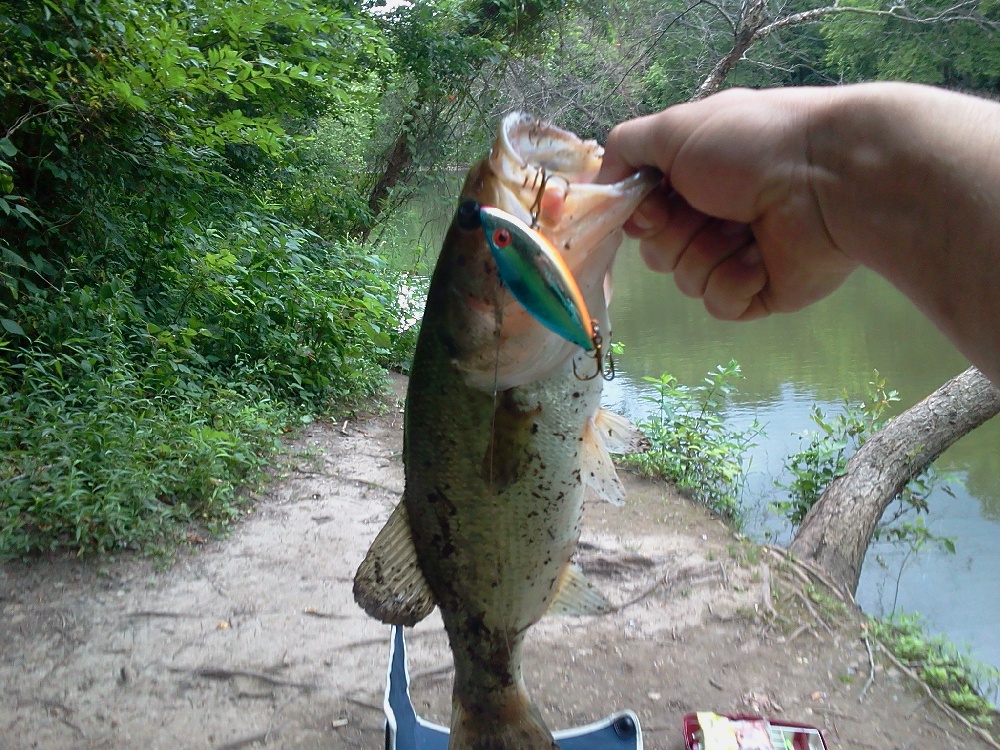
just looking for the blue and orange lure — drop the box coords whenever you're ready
[455,199,612,381]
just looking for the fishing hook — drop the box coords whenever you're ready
[572,321,616,382]
[528,168,549,229]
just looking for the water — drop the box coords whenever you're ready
[395,196,1000,683]
[607,244,1000,681]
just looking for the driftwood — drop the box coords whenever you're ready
[789,366,1000,596]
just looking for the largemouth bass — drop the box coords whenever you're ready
[354,113,659,750]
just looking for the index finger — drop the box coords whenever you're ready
[597,108,688,185]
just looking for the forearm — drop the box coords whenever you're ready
[807,83,1000,383]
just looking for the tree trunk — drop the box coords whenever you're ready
[358,126,415,242]
[788,366,1000,597]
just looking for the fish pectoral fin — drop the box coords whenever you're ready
[353,501,436,626]
[581,418,626,506]
[594,408,649,455]
[546,562,614,617]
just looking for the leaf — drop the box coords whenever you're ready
[0,138,17,158]
[1,318,26,337]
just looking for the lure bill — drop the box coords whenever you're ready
[457,199,596,353]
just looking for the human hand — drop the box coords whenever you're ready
[598,87,859,321]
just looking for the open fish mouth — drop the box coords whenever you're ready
[487,112,660,271]
[448,112,659,391]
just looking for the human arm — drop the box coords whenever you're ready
[598,82,1000,384]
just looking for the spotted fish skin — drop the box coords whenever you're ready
[353,113,659,750]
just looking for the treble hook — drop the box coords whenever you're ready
[572,321,616,382]
[528,168,549,229]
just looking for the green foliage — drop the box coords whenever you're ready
[820,0,1000,88]
[0,352,286,556]
[0,215,412,556]
[0,0,419,558]
[870,614,999,723]
[623,361,764,524]
[775,372,956,555]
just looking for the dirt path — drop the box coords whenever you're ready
[2,373,998,750]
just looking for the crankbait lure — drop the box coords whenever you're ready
[455,199,613,380]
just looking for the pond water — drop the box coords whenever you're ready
[394,195,1000,687]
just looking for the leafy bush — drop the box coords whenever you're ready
[0,0,418,558]
[623,361,764,524]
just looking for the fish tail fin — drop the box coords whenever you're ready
[449,686,557,750]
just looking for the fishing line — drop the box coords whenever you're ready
[486,276,506,494]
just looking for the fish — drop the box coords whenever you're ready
[353,112,660,750]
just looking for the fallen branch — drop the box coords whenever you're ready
[185,666,316,692]
[214,728,276,750]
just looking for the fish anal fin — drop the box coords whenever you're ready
[546,562,613,617]
[353,501,436,626]
[581,419,625,506]
[594,408,649,455]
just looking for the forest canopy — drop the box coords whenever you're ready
[0,0,997,557]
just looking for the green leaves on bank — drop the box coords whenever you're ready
[0,0,409,558]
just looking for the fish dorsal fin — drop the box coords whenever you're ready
[546,562,613,616]
[353,501,436,626]
[593,408,649,455]
[581,417,626,506]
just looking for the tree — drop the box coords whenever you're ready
[789,367,1000,596]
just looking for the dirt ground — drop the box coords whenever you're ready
[3,373,999,750]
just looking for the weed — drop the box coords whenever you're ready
[623,361,764,526]
[870,614,999,723]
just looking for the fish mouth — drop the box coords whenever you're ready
[452,112,659,391]
[488,112,660,276]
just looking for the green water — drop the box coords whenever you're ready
[397,198,1000,681]
[611,244,1000,681]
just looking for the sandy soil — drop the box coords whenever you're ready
[3,373,998,750]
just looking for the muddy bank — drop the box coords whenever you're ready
[2,373,997,750]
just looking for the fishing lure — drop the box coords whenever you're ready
[455,199,613,380]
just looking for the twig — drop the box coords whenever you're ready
[858,636,876,703]
[302,607,347,619]
[127,610,201,619]
[346,696,383,712]
[812,706,856,720]
[336,628,442,651]
[760,563,775,616]
[215,729,277,750]
[617,564,719,611]
[410,663,454,682]
[787,624,810,642]
[188,667,316,692]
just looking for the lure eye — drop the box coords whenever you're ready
[492,228,512,248]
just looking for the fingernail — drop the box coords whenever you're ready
[630,206,656,232]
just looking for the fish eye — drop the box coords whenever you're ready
[456,199,482,232]
[492,228,512,248]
